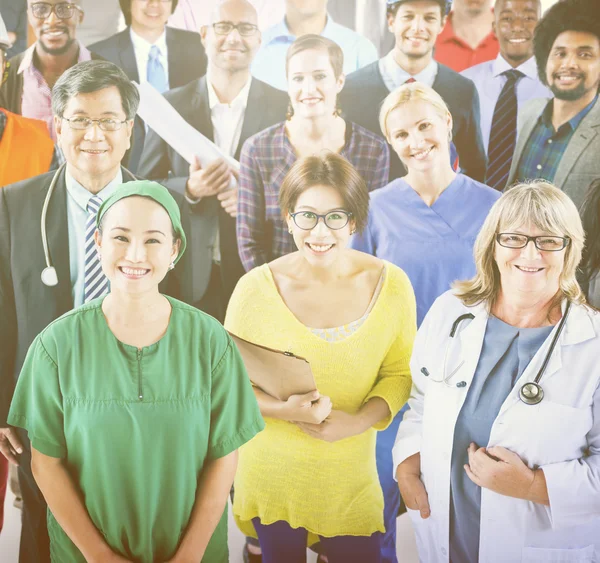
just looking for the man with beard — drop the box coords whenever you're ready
[340,0,487,183]
[461,0,551,190]
[507,0,600,208]
[0,0,102,141]
[434,0,499,72]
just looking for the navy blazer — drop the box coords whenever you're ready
[90,27,207,172]
[340,61,488,183]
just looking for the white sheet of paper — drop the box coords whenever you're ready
[134,82,239,189]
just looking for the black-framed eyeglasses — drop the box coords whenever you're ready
[496,233,571,252]
[212,21,259,37]
[30,2,82,20]
[290,210,353,231]
[62,116,129,131]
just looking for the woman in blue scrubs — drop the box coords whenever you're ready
[349,82,500,563]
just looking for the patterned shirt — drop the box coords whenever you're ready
[18,42,92,142]
[237,120,390,271]
[515,95,598,185]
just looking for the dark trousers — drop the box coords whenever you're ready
[252,519,382,563]
[195,263,225,322]
[16,430,50,563]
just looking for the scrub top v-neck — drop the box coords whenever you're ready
[8,296,264,562]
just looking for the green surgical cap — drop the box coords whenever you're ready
[96,180,187,265]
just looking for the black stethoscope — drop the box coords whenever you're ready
[40,164,137,287]
[428,301,571,405]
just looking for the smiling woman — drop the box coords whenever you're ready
[6,181,264,563]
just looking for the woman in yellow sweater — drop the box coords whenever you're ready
[225,152,417,563]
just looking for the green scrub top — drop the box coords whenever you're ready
[8,296,265,563]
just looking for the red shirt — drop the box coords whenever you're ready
[434,12,499,72]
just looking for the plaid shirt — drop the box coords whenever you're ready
[237,121,390,271]
[515,95,598,184]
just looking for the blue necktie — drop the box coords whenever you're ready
[147,45,168,93]
[487,69,524,190]
[83,195,109,303]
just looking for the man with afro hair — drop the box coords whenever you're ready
[506,0,600,209]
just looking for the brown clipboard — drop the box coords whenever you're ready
[228,332,317,401]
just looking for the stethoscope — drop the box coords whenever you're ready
[424,301,571,406]
[40,163,137,287]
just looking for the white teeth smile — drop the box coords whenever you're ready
[46,31,64,36]
[516,266,543,273]
[411,146,433,160]
[120,267,149,276]
[508,38,527,43]
[307,243,333,253]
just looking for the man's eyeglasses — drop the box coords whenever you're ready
[212,21,259,37]
[62,116,129,131]
[290,211,353,231]
[496,233,571,252]
[30,2,82,20]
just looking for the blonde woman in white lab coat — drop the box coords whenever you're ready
[393,181,600,563]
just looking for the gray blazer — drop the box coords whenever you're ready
[507,96,600,210]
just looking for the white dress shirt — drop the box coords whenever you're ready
[65,168,123,307]
[379,51,439,92]
[205,73,253,262]
[461,54,552,155]
[129,27,170,86]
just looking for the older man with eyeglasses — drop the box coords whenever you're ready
[0,0,104,142]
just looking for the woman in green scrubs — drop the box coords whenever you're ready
[8,181,264,563]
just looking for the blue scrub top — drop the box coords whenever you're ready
[449,316,553,563]
[350,174,500,326]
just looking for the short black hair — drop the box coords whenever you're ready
[580,178,600,291]
[534,0,600,85]
[119,0,179,26]
[387,0,448,19]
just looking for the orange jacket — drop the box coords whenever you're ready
[0,110,54,186]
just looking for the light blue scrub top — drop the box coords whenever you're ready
[449,316,553,563]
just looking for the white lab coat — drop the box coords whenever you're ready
[393,291,600,563]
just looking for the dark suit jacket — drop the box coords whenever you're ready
[137,76,288,306]
[339,61,488,182]
[507,96,600,210]
[0,167,194,426]
[89,27,208,172]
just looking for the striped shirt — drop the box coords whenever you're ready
[514,95,598,184]
[237,120,390,271]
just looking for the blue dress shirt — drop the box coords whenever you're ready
[514,95,598,184]
[251,15,378,91]
[378,51,439,91]
[65,168,123,307]
[461,55,552,155]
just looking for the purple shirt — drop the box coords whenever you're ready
[19,42,92,142]
[237,120,390,271]
[350,174,500,325]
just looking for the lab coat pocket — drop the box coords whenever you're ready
[521,544,596,562]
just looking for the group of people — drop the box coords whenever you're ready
[0,0,600,562]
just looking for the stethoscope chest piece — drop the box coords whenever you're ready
[41,266,58,287]
[519,382,544,405]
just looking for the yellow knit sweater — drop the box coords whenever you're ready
[224,261,416,538]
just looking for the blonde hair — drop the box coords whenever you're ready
[379,82,451,142]
[453,181,586,307]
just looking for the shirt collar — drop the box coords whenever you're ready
[129,27,168,58]
[437,12,496,47]
[18,41,91,74]
[206,71,252,110]
[381,50,438,87]
[541,94,599,131]
[65,167,124,212]
[264,13,335,43]
[491,54,539,80]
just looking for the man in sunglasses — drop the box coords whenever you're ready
[0,0,102,142]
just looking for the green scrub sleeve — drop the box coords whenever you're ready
[207,336,265,460]
[7,335,67,458]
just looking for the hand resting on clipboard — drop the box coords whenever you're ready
[228,333,317,401]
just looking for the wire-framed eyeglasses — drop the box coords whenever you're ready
[290,210,353,231]
[496,233,570,252]
[62,116,129,131]
[212,21,259,36]
[30,2,82,20]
